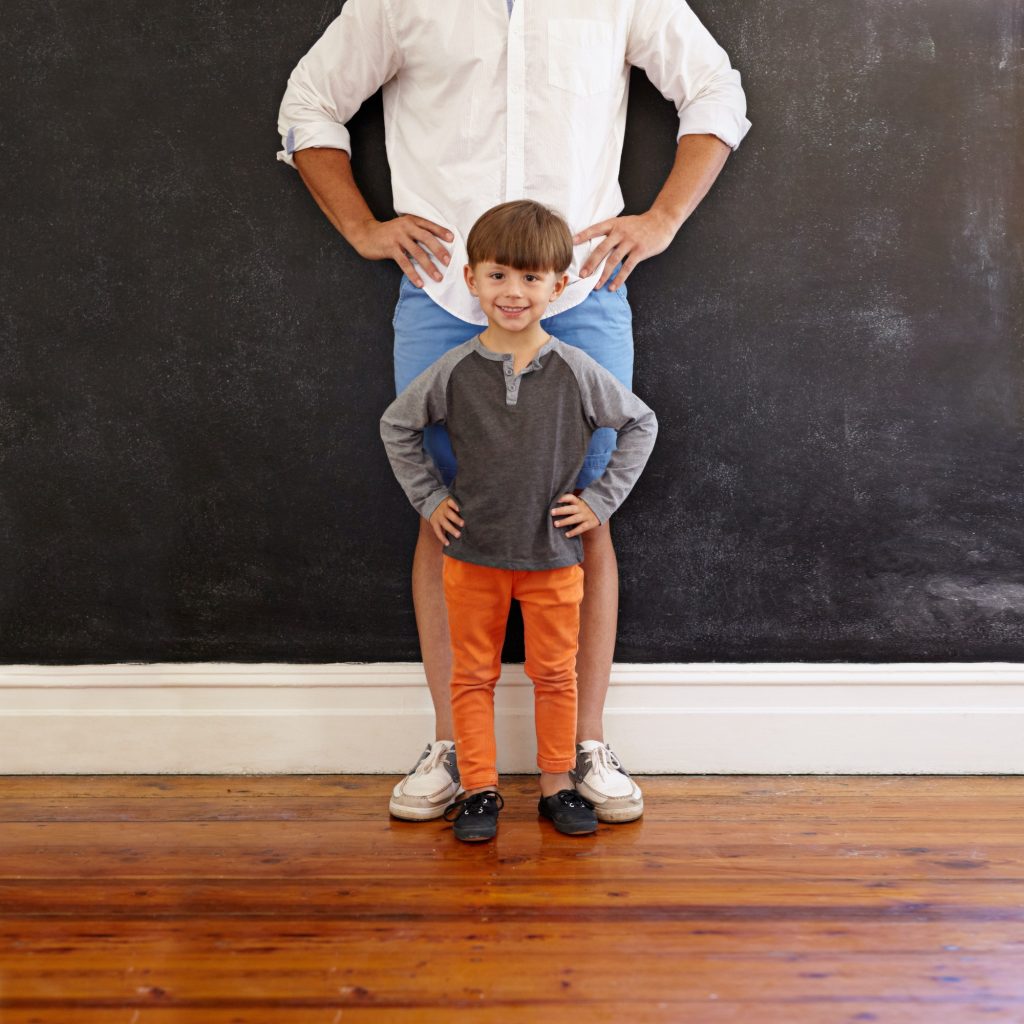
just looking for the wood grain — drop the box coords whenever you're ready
[1,775,1023,1022]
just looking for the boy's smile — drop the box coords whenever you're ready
[495,301,528,319]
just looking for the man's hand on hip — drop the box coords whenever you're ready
[574,208,679,293]
[349,216,454,288]
[574,135,732,292]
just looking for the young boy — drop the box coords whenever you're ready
[380,200,657,842]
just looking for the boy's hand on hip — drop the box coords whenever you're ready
[574,209,678,291]
[349,215,453,288]
[551,494,599,538]
[429,498,464,546]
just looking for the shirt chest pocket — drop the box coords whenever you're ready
[547,18,616,96]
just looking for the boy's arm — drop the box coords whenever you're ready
[565,355,659,525]
[379,358,457,522]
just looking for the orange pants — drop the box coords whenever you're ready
[443,557,585,792]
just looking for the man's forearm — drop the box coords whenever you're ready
[293,147,375,245]
[649,134,731,233]
[291,146,452,284]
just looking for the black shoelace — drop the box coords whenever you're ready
[443,790,505,821]
[553,789,595,810]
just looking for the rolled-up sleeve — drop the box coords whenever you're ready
[627,0,752,151]
[276,0,401,168]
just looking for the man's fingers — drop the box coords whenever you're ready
[582,236,624,283]
[573,220,612,246]
[412,217,455,243]
[607,255,639,292]
[595,240,634,289]
[402,239,444,282]
[396,251,424,288]
[431,521,449,546]
[408,229,451,270]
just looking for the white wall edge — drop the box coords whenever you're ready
[2,662,1023,774]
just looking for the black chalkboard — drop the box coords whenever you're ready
[1,1,1021,663]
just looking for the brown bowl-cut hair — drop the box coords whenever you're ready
[466,200,574,273]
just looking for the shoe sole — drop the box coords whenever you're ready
[454,831,497,842]
[572,781,644,824]
[593,800,643,824]
[538,810,599,835]
[388,790,463,821]
[545,822,598,835]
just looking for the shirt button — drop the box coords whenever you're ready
[505,367,512,375]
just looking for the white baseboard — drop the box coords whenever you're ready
[1,663,1023,774]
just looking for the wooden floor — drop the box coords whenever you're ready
[1,775,1023,1023]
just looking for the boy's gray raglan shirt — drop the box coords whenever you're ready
[380,335,657,571]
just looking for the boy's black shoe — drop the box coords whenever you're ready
[538,789,598,835]
[443,790,504,842]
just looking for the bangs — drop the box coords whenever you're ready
[467,200,574,273]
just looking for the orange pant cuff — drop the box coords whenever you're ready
[460,775,500,792]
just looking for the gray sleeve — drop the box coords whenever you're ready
[380,349,462,521]
[561,348,658,525]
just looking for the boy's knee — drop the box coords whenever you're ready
[526,663,578,692]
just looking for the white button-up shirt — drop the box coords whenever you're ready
[277,0,751,325]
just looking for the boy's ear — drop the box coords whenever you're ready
[464,263,478,296]
[551,272,570,299]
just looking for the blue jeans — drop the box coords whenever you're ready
[393,275,633,489]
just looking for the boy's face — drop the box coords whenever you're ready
[464,262,569,333]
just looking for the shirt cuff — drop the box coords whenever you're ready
[276,122,353,168]
[420,489,453,523]
[676,104,752,152]
[577,487,614,526]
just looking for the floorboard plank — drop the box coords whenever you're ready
[1,775,1023,1022]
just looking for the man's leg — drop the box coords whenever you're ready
[387,509,462,821]
[575,521,617,744]
[412,518,454,740]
